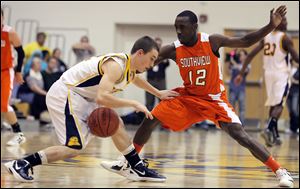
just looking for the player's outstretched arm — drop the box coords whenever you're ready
[10,28,25,84]
[132,75,179,100]
[210,5,287,52]
[234,41,264,86]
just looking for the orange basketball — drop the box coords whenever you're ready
[87,107,119,137]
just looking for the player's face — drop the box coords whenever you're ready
[175,16,197,45]
[136,48,158,73]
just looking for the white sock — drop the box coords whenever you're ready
[121,144,135,156]
[38,151,48,164]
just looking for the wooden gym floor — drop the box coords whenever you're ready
[1,120,299,188]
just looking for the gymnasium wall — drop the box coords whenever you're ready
[5,1,299,116]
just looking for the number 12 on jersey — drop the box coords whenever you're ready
[188,69,206,86]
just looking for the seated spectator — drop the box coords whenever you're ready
[18,57,47,120]
[72,35,95,63]
[23,32,51,63]
[23,50,48,75]
[42,57,62,91]
[53,48,68,72]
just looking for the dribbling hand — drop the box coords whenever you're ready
[133,101,153,120]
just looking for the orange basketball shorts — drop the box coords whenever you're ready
[1,68,14,112]
[151,87,241,131]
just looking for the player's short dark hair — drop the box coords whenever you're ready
[131,36,159,54]
[177,10,198,24]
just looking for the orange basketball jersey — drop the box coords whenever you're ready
[175,33,225,99]
[1,25,13,70]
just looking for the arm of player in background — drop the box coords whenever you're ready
[9,28,25,84]
[209,5,287,53]
[132,75,179,100]
[96,60,153,119]
[234,40,264,86]
[283,35,299,64]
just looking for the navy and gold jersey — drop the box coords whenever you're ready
[61,53,135,100]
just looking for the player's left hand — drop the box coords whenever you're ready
[159,90,180,100]
[269,5,287,28]
[15,72,24,84]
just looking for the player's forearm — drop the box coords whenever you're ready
[240,57,253,76]
[133,77,160,98]
[14,46,25,72]
[241,23,276,47]
[239,42,262,76]
[96,93,135,108]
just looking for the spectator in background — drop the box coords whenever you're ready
[72,35,95,63]
[146,37,170,111]
[53,48,67,72]
[42,49,50,63]
[23,51,48,75]
[226,49,250,125]
[26,58,47,120]
[42,57,62,92]
[24,32,51,63]
[18,56,47,120]
[287,65,299,134]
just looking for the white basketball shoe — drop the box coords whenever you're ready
[6,132,26,146]
[276,168,294,188]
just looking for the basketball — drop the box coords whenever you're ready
[87,107,120,137]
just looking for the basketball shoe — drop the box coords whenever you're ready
[101,156,130,177]
[261,129,274,147]
[101,157,165,182]
[276,168,294,187]
[4,159,34,182]
[7,132,26,146]
[127,161,166,182]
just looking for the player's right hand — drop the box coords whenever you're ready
[234,74,243,86]
[132,101,153,120]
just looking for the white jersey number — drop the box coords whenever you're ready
[188,69,206,86]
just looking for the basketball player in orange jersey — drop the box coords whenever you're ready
[102,6,294,187]
[1,8,27,146]
[5,36,179,183]
[235,16,299,147]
